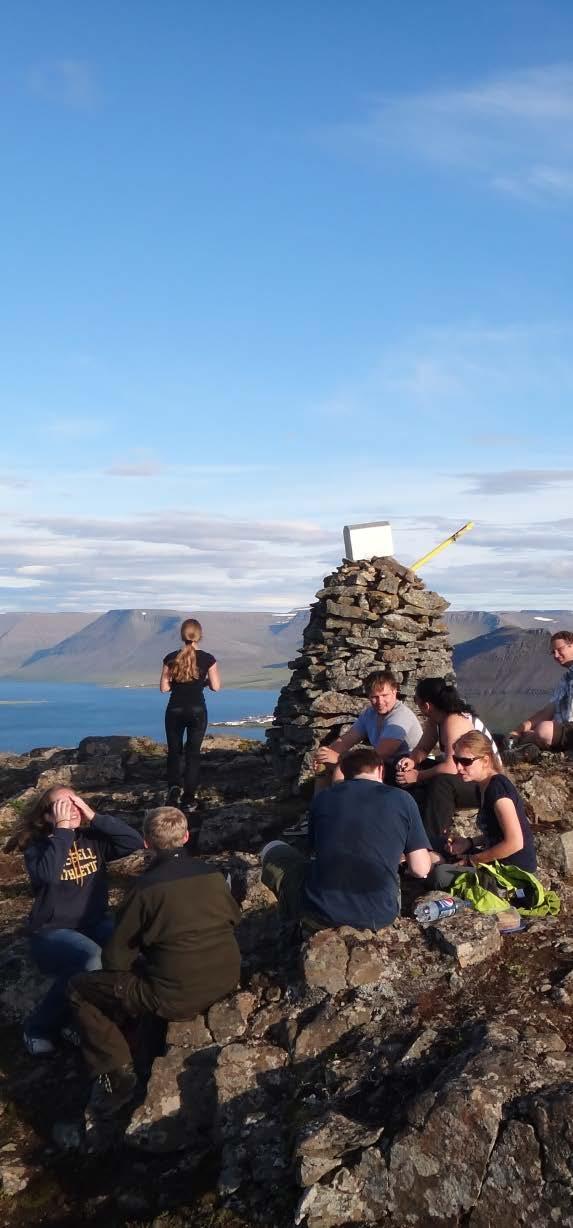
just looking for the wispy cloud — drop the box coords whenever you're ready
[26,60,99,110]
[106,452,164,478]
[0,512,340,610]
[46,416,106,439]
[324,64,573,200]
[463,470,573,495]
[0,474,29,490]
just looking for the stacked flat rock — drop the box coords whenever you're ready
[268,555,453,794]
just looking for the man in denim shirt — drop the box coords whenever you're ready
[511,630,573,751]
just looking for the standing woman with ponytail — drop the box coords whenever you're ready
[160,619,221,816]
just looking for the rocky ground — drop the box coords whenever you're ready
[1,735,573,1226]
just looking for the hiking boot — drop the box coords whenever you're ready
[166,785,183,807]
[283,815,309,838]
[23,1031,56,1057]
[60,1026,81,1048]
[88,1066,138,1117]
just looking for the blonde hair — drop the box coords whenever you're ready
[144,806,188,850]
[454,730,503,773]
[4,786,72,852]
[169,618,202,683]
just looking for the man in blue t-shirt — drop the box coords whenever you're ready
[262,748,431,932]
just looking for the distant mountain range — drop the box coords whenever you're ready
[1,607,572,727]
[449,610,573,729]
[0,609,309,689]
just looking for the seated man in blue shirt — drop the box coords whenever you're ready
[314,670,422,788]
[262,747,431,932]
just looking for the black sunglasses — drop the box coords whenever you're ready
[453,754,480,766]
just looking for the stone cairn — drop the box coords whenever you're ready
[268,555,453,793]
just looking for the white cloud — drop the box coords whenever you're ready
[0,512,340,611]
[324,64,573,200]
[26,60,99,110]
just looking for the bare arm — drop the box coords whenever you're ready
[207,662,221,692]
[511,701,555,735]
[159,664,171,694]
[416,714,471,781]
[373,736,402,762]
[411,719,440,765]
[406,847,432,877]
[396,719,439,774]
[314,726,362,766]
[471,797,524,865]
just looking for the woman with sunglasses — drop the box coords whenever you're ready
[445,730,536,872]
[395,677,499,850]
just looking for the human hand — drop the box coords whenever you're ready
[446,835,472,857]
[314,746,340,767]
[67,791,95,822]
[396,766,418,786]
[510,721,531,738]
[52,797,81,829]
[397,757,415,772]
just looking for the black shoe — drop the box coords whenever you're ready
[166,786,183,807]
[283,815,309,838]
[88,1066,138,1117]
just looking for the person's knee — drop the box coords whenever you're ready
[261,839,289,865]
[535,720,556,748]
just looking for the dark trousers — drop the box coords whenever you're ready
[69,960,240,1075]
[69,970,159,1076]
[410,774,479,850]
[165,704,208,801]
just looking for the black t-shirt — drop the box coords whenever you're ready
[303,779,430,930]
[476,774,536,872]
[163,649,216,707]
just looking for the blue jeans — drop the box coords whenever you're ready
[26,918,115,1039]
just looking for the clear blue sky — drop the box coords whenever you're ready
[2,0,573,612]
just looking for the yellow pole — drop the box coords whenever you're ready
[410,521,474,572]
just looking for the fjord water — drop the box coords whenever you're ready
[0,682,279,754]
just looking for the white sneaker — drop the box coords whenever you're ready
[23,1032,56,1056]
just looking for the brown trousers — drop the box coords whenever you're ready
[69,970,160,1075]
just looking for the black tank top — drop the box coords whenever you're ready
[164,649,216,707]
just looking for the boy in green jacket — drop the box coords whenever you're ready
[69,807,241,1116]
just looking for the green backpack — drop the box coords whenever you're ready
[451,861,560,918]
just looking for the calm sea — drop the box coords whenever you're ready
[0,682,279,755]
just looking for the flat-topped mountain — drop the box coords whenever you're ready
[0,612,95,673]
[447,609,573,644]
[1,608,572,725]
[1,608,308,689]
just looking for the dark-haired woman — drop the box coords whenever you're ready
[395,677,500,850]
[5,786,143,1056]
[160,618,221,818]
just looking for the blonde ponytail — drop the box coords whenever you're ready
[169,618,202,683]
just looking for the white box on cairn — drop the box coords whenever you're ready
[343,521,394,562]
